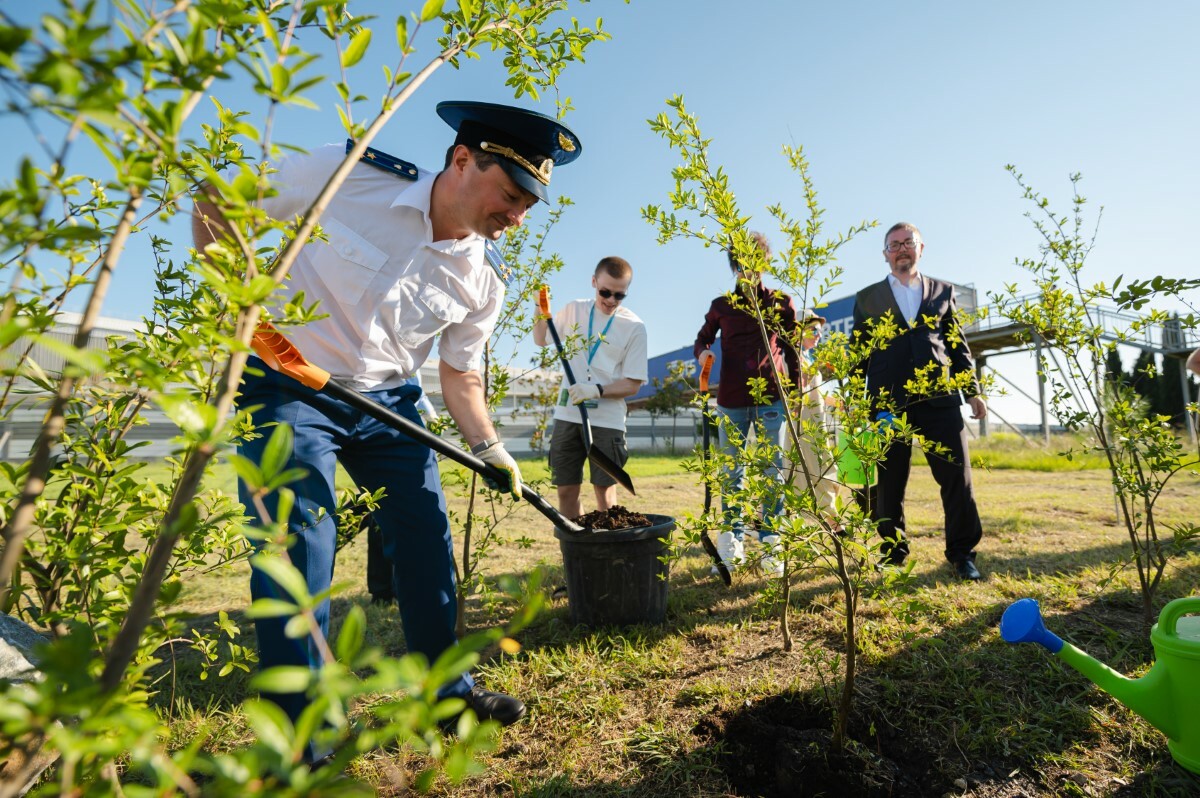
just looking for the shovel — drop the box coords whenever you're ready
[537,287,636,495]
[697,349,731,586]
[249,323,585,534]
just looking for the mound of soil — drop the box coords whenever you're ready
[573,505,651,531]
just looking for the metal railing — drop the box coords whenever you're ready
[966,293,1199,354]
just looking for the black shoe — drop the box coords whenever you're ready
[954,558,982,581]
[878,545,908,569]
[464,686,526,726]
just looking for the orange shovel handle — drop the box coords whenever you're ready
[698,349,715,393]
[536,285,552,319]
[251,322,331,391]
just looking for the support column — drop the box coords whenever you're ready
[1035,333,1050,444]
[1180,355,1197,447]
[976,356,988,437]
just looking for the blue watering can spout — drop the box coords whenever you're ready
[1001,598,1064,653]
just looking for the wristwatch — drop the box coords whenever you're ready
[470,437,499,455]
[597,384,605,397]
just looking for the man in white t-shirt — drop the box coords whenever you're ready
[533,257,648,518]
[193,102,582,761]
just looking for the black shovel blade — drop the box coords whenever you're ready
[700,530,732,586]
[588,445,636,495]
[696,417,729,585]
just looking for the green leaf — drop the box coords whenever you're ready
[429,642,479,685]
[0,315,31,348]
[32,334,105,376]
[395,14,408,48]
[167,502,199,537]
[337,605,365,663]
[342,28,372,68]
[265,467,310,492]
[159,578,184,605]
[226,453,265,492]
[246,598,300,619]
[250,666,313,696]
[242,698,293,754]
[419,0,444,22]
[284,613,311,639]
[259,422,294,481]
[251,553,311,605]
[155,393,217,438]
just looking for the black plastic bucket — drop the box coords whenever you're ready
[553,514,674,627]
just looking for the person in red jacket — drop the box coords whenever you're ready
[693,232,801,575]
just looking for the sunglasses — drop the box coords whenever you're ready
[597,288,627,301]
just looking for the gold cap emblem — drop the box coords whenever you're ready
[558,131,576,152]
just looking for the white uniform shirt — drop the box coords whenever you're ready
[260,144,504,391]
[550,299,648,431]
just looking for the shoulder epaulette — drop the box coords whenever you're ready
[483,241,513,286]
[345,139,419,180]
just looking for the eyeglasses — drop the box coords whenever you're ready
[885,239,920,253]
[597,288,627,301]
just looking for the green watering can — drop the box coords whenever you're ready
[835,428,876,487]
[1001,597,1200,774]
[836,411,893,488]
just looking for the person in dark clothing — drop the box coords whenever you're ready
[693,232,801,574]
[852,222,987,581]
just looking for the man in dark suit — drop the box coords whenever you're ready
[853,222,987,581]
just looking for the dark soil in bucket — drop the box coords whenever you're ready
[573,505,650,531]
[697,692,1045,798]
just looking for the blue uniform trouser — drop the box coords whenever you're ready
[237,358,472,741]
[716,399,787,540]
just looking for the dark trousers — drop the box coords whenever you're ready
[237,359,471,754]
[366,517,394,600]
[874,403,983,564]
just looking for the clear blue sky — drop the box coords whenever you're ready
[8,1,1199,423]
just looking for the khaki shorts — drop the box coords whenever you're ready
[549,419,629,487]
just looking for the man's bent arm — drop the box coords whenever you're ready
[597,377,642,400]
[439,361,499,448]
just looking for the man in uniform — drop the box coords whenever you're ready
[192,102,582,758]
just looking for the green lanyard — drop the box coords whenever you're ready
[587,302,615,366]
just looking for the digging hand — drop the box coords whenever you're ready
[567,382,601,404]
[477,441,523,499]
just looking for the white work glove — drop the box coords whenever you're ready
[477,441,523,499]
[567,382,601,404]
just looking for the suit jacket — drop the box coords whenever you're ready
[852,275,979,412]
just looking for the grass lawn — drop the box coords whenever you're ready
[161,437,1200,797]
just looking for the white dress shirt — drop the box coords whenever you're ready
[886,272,923,327]
[260,144,504,391]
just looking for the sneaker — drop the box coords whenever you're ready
[758,534,784,577]
[712,530,745,574]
